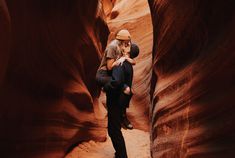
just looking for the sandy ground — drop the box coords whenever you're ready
[65,129,150,158]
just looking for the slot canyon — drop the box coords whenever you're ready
[0,0,235,158]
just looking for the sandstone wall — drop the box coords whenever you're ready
[0,1,109,157]
[149,0,235,157]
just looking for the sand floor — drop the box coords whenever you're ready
[65,129,150,158]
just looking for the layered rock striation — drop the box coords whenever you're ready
[0,0,109,157]
[149,0,235,157]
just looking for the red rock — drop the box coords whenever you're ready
[0,0,109,157]
[149,0,235,157]
[0,0,10,86]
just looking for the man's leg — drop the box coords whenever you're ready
[107,92,128,158]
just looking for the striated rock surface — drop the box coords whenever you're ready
[2,0,235,157]
[0,0,109,157]
[149,0,235,157]
[101,0,153,131]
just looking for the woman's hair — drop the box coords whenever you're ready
[130,43,139,59]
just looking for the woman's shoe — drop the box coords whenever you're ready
[122,116,133,130]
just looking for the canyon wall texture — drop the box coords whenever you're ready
[149,0,235,157]
[0,0,109,157]
[1,0,235,157]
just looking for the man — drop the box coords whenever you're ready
[107,42,139,158]
[118,43,139,130]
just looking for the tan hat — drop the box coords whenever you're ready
[116,29,131,41]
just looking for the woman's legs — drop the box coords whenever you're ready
[96,69,112,87]
[96,68,124,92]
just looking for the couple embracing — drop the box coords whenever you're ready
[96,29,139,158]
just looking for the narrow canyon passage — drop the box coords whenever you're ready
[1,0,235,158]
[66,0,153,157]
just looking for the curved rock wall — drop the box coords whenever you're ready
[0,0,109,157]
[2,0,235,157]
[149,0,235,157]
